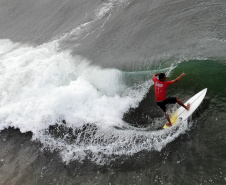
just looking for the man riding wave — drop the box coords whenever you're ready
[153,73,190,127]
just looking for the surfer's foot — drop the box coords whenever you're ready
[186,103,191,111]
[166,123,172,127]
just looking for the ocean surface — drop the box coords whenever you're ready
[0,0,226,184]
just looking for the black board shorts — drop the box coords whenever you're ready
[156,97,177,112]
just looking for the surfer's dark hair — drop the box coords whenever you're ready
[159,73,166,80]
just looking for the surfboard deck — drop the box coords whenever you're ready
[163,88,207,129]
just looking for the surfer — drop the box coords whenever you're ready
[153,73,190,127]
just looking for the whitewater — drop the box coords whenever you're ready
[0,0,226,184]
[0,35,187,165]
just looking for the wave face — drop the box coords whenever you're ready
[0,0,226,184]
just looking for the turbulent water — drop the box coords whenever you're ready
[0,0,226,184]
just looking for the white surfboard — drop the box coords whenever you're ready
[163,88,207,129]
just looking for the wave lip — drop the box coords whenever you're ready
[0,40,142,131]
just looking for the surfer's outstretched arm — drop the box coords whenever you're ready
[171,73,186,84]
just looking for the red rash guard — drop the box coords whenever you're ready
[153,76,173,102]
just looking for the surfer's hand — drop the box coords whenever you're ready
[172,73,186,83]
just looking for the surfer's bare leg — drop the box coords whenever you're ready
[165,112,172,127]
[177,98,190,110]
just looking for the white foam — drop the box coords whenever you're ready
[38,120,190,165]
[0,39,27,55]
[0,39,189,164]
[0,40,145,132]
[95,0,128,19]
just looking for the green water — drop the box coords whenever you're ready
[154,59,226,184]
[123,59,226,184]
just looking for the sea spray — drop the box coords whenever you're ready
[0,39,190,164]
